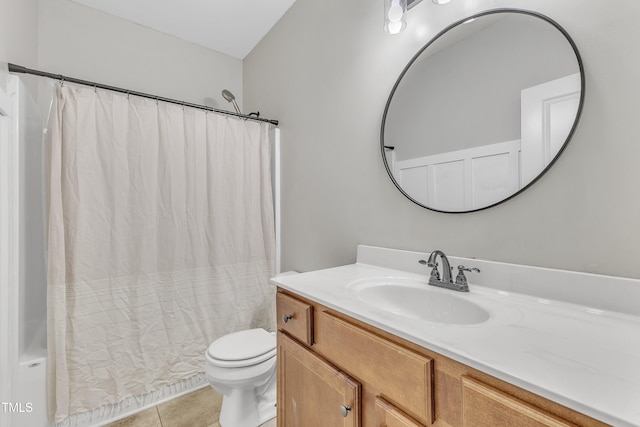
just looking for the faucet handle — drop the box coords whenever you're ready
[455,265,480,288]
[420,259,437,268]
[429,262,440,281]
[420,259,441,280]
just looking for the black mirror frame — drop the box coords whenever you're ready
[380,8,585,214]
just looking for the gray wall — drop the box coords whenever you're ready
[37,0,243,112]
[0,0,39,95]
[244,0,640,279]
[1,0,243,115]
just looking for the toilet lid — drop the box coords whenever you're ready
[208,328,276,362]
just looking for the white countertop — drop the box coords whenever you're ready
[272,251,640,427]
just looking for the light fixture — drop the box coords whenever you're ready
[385,0,452,35]
[384,0,407,34]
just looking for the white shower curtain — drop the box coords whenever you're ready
[46,84,276,423]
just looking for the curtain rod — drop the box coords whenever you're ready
[8,63,279,126]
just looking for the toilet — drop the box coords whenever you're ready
[205,328,277,427]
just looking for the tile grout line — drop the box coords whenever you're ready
[156,405,164,427]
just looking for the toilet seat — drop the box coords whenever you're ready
[207,328,276,368]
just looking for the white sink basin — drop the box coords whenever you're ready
[348,277,490,325]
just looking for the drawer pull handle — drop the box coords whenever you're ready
[282,314,293,323]
[339,405,351,417]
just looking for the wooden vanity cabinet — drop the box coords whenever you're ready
[461,376,577,427]
[276,289,608,427]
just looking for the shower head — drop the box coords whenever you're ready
[221,89,241,115]
[221,89,235,102]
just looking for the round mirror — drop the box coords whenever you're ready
[381,9,584,213]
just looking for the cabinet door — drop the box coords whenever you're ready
[462,376,577,427]
[277,331,361,427]
[375,397,423,427]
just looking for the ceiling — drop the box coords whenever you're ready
[71,0,298,60]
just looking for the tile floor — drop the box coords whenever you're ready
[105,387,277,427]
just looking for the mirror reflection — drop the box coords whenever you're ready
[382,10,583,213]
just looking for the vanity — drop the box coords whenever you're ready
[271,246,640,427]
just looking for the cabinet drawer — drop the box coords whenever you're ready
[315,310,434,425]
[462,376,577,427]
[276,292,314,346]
[375,397,424,427]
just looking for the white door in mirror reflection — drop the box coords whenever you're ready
[395,140,520,211]
[521,73,581,184]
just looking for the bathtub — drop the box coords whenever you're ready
[15,350,49,427]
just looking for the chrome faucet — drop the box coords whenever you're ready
[426,250,453,284]
[422,250,479,292]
